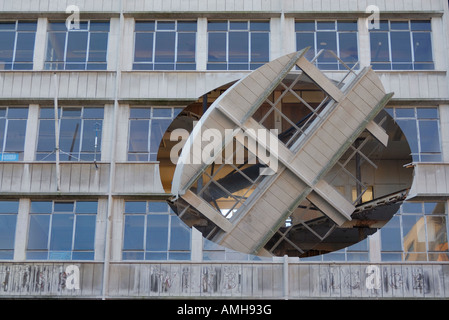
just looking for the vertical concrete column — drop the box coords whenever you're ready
[119,17,136,71]
[431,17,447,71]
[23,104,39,162]
[108,17,124,71]
[94,198,109,261]
[114,104,130,162]
[358,18,371,68]
[196,17,208,71]
[13,199,30,261]
[190,227,203,262]
[33,18,47,71]
[110,198,124,261]
[368,231,381,263]
[439,104,449,162]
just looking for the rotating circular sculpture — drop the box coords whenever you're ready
[162,49,413,258]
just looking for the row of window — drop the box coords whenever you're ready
[0,200,191,261]
[0,19,435,71]
[0,200,446,262]
[0,106,441,163]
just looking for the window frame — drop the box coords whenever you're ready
[35,106,104,162]
[122,200,191,261]
[369,20,435,70]
[127,107,183,162]
[0,200,19,260]
[26,200,98,261]
[45,20,110,71]
[0,106,28,161]
[207,20,271,71]
[295,20,360,70]
[0,20,37,71]
[132,20,197,71]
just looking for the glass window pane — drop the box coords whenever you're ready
[46,32,66,62]
[135,33,153,62]
[130,108,151,119]
[0,31,15,63]
[76,201,98,214]
[427,216,447,252]
[4,119,26,153]
[381,216,402,251]
[413,32,433,62]
[338,21,358,31]
[390,31,412,62]
[208,21,227,31]
[316,32,337,62]
[396,119,418,153]
[146,215,168,251]
[250,21,269,31]
[59,118,81,155]
[411,20,431,31]
[148,202,168,213]
[88,32,108,62]
[157,21,175,30]
[391,21,410,30]
[395,108,415,118]
[169,216,191,251]
[402,215,426,253]
[419,120,441,153]
[54,202,74,212]
[81,119,102,152]
[125,201,146,213]
[18,21,37,31]
[28,214,50,250]
[129,120,149,153]
[417,108,438,119]
[50,214,74,251]
[15,32,36,62]
[135,21,155,32]
[229,32,248,62]
[317,21,335,30]
[295,21,315,32]
[177,32,196,62]
[208,33,226,62]
[31,201,52,213]
[402,202,422,214]
[8,108,28,119]
[0,201,19,213]
[66,32,88,62]
[339,32,358,62]
[155,32,175,63]
[74,215,96,250]
[370,32,390,62]
[123,215,145,250]
[0,215,17,250]
[37,119,55,152]
[90,21,110,32]
[153,108,172,118]
[230,21,247,30]
[178,21,197,32]
[251,32,269,62]
[150,119,172,153]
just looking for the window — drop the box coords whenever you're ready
[128,107,182,161]
[122,201,191,260]
[207,20,270,70]
[370,20,434,70]
[386,107,442,162]
[381,202,448,261]
[0,201,19,260]
[0,21,37,70]
[27,200,98,260]
[133,20,197,70]
[45,21,109,70]
[295,20,359,70]
[36,107,103,161]
[0,107,28,161]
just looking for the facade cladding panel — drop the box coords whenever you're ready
[0,0,447,300]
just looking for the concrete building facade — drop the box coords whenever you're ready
[0,0,448,299]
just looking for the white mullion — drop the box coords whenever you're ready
[174,20,178,68]
[12,21,18,69]
[78,109,85,161]
[63,29,69,70]
[2,111,8,155]
[147,108,152,161]
[71,203,77,259]
[47,202,54,259]
[85,21,91,69]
